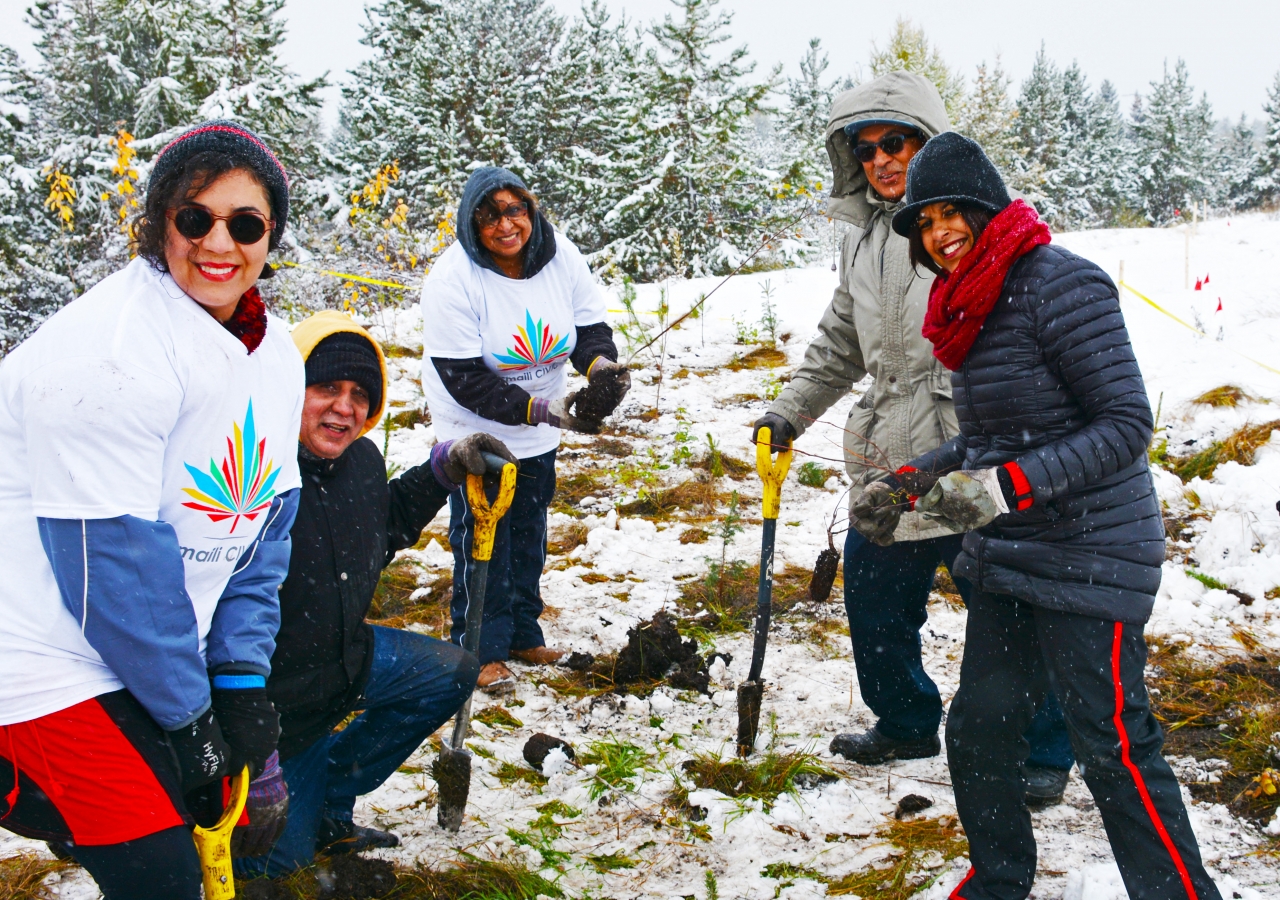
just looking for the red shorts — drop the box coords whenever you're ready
[0,691,190,846]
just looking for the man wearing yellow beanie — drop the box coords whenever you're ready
[235,312,514,876]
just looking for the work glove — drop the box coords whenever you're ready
[850,474,913,547]
[210,680,280,780]
[571,358,631,421]
[166,708,231,792]
[528,393,602,435]
[915,464,1030,532]
[231,750,289,859]
[751,412,796,447]
[434,432,518,487]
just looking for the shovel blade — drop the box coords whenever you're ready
[736,679,764,757]
[433,744,472,831]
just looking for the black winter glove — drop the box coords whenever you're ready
[211,687,280,780]
[571,359,631,421]
[751,412,796,447]
[166,708,231,792]
[442,432,518,485]
[849,474,912,547]
[231,750,289,858]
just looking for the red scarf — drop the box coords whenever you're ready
[922,200,1051,371]
[223,286,267,353]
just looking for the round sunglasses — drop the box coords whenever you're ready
[169,206,273,245]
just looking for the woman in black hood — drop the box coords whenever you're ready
[419,167,630,692]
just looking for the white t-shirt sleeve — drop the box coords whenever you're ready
[566,242,609,327]
[421,252,485,360]
[20,356,182,520]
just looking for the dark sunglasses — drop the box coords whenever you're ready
[852,132,918,163]
[169,206,273,244]
[475,201,530,229]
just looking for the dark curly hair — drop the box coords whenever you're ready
[907,203,994,276]
[133,150,277,272]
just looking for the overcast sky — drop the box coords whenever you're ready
[3,0,1277,129]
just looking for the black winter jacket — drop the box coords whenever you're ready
[909,244,1164,624]
[269,439,450,759]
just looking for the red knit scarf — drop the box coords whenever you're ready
[922,200,1051,371]
[223,286,267,353]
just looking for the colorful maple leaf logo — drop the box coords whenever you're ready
[182,400,280,533]
[493,310,570,371]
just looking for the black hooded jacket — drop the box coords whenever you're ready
[429,166,618,429]
[908,244,1165,624]
[269,439,450,759]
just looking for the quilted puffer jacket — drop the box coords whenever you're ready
[908,243,1165,624]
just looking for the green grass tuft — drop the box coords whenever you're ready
[580,737,652,799]
[678,745,838,812]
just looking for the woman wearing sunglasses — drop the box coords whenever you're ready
[420,166,629,693]
[0,120,304,900]
[867,132,1220,900]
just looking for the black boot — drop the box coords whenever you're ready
[1023,765,1069,807]
[830,726,940,764]
[317,816,401,856]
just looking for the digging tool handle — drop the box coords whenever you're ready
[192,766,249,900]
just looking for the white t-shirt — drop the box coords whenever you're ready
[0,258,304,726]
[419,234,609,459]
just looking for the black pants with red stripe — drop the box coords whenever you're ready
[947,591,1220,900]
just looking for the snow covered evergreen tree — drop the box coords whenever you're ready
[867,18,964,120]
[1256,71,1280,208]
[1220,115,1261,211]
[598,0,780,278]
[1131,59,1216,224]
[779,38,835,188]
[954,58,1041,204]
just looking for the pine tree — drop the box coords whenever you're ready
[780,38,835,185]
[600,0,780,278]
[954,58,1040,203]
[1257,70,1280,207]
[867,18,964,120]
[1131,59,1216,224]
[1014,45,1065,223]
[1220,114,1260,211]
[0,45,70,351]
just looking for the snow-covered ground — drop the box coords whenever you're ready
[9,213,1280,899]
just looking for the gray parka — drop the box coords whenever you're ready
[768,72,955,541]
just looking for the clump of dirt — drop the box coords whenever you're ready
[614,611,711,693]
[809,546,841,602]
[894,794,933,819]
[524,733,576,769]
[541,613,712,696]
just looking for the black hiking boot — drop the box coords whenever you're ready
[1023,765,1070,808]
[829,726,941,764]
[317,816,401,856]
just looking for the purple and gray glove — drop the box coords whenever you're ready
[430,433,519,491]
[231,750,289,859]
[528,394,601,434]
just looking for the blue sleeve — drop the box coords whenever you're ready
[38,515,210,730]
[205,489,299,677]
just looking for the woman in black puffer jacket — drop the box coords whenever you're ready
[854,133,1221,900]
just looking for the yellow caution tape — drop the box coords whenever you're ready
[276,260,414,291]
[1119,281,1280,377]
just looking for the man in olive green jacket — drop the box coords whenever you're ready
[753,72,1073,800]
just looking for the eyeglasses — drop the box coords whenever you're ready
[475,201,529,230]
[852,133,918,163]
[169,207,273,244]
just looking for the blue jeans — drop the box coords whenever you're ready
[448,448,557,663]
[237,626,478,877]
[844,529,1074,770]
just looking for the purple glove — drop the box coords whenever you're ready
[230,750,289,859]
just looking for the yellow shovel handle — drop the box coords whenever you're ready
[466,462,518,561]
[192,766,250,900]
[755,426,793,521]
